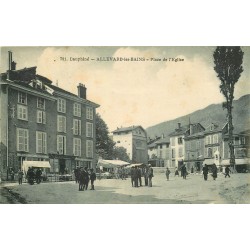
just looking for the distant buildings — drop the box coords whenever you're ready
[147,121,250,172]
[112,126,148,164]
[0,52,99,180]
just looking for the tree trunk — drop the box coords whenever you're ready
[227,105,236,172]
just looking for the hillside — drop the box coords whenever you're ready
[146,94,250,139]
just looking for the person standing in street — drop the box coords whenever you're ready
[175,168,179,177]
[138,167,142,186]
[18,169,24,185]
[130,166,135,187]
[90,169,96,190]
[134,166,139,187]
[83,167,90,190]
[148,165,154,187]
[143,165,149,186]
[212,164,218,180]
[181,164,187,179]
[166,167,171,181]
[78,167,84,191]
[225,166,231,178]
[202,164,209,181]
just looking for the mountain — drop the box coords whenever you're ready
[146,94,250,140]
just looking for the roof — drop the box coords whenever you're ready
[112,125,146,134]
[168,125,189,137]
[155,137,170,144]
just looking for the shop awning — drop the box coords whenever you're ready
[22,160,51,172]
[203,159,215,165]
[221,158,250,165]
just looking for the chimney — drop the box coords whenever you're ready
[77,83,86,99]
[11,61,16,70]
[8,51,12,71]
[178,122,181,129]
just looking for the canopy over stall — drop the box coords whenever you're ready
[125,163,144,169]
[22,160,51,173]
[97,159,130,169]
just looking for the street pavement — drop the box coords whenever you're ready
[0,172,249,204]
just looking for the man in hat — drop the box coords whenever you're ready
[90,169,96,190]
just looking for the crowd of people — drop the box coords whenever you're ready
[130,164,154,187]
[73,167,96,191]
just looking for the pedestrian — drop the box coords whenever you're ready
[202,164,208,181]
[175,168,179,177]
[18,169,24,185]
[225,166,231,178]
[78,167,84,191]
[74,167,80,184]
[143,165,149,186]
[181,164,187,179]
[148,165,154,187]
[211,164,218,180]
[35,168,42,184]
[134,166,139,187]
[191,166,194,174]
[90,169,96,190]
[130,166,135,187]
[138,167,142,186]
[83,167,90,190]
[166,167,171,181]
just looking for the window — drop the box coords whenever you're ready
[36,131,47,154]
[18,92,27,105]
[206,135,212,145]
[17,128,29,152]
[240,137,246,145]
[207,148,213,158]
[86,122,93,137]
[86,107,93,120]
[17,105,28,121]
[73,119,81,135]
[172,149,175,158]
[178,137,183,145]
[57,98,66,113]
[86,140,93,158]
[57,115,66,132]
[37,97,45,109]
[73,138,81,157]
[196,140,201,149]
[171,137,175,146]
[74,103,81,117]
[213,134,218,144]
[178,147,183,157]
[37,110,46,124]
[57,135,66,154]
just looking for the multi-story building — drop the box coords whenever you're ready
[184,131,205,172]
[221,130,250,172]
[112,126,148,164]
[203,122,228,170]
[169,122,205,170]
[155,136,170,168]
[0,52,99,179]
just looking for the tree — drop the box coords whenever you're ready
[213,47,244,170]
[95,113,115,159]
[112,146,131,162]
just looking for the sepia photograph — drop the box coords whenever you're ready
[0,46,249,204]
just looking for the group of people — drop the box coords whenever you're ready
[74,167,96,191]
[166,163,232,182]
[130,164,154,187]
[26,167,43,184]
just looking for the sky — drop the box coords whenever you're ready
[1,46,250,132]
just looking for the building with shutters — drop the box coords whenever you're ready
[112,126,148,164]
[0,51,99,180]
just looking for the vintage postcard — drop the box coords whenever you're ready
[0,46,249,204]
